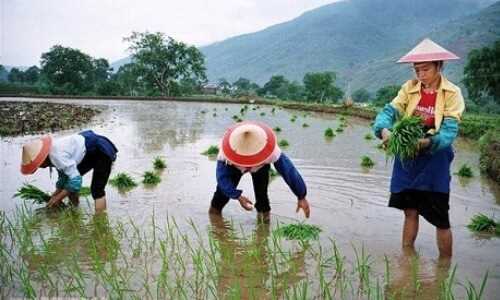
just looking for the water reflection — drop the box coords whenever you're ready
[209,214,306,299]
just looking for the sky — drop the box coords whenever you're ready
[0,0,337,67]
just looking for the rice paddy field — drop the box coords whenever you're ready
[0,97,499,299]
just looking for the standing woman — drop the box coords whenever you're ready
[20,130,118,213]
[373,39,465,257]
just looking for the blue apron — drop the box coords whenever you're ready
[79,130,118,161]
[390,146,454,194]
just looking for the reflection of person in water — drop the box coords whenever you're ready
[209,214,306,299]
[386,248,451,299]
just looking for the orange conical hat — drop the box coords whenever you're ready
[398,38,459,63]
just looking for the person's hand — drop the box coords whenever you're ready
[47,195,63,208]
[296,198,310,218]
[238,195,254,211]
[381,128,391,149]
[417,138,431,151]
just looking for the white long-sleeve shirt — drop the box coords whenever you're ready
[49,134,86,179]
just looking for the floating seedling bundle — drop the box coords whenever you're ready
[153,157,167,170]
[143,171,161,185]
[202,145,219,156]
[387,116,425,160]
[109,172,138,190]
[361,156,375,168]
[467,214,500,235]
[14,184,51,204]
[274,223,321,240]
[456,164,474,178]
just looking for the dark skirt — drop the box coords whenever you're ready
[389,189,450,229]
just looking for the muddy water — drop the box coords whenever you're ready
[1,97,499,298]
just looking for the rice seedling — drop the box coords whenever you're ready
[361,156,375,168]
[232,114,239,120]
[225,108,228,111]
[274,126,282,132]
[271,107,276,114]
[291,115,297,122]
[201,110,207,114]
[201,145,219,156]
[278,139,289,147]
[143,171,161,185]
[324,128,335,138]
[109,172,138,190]
[14,183,50,204]
[387,116,424,161]
[340,122,348,128]
[274,223,321,240]
[153,157,167,170]
[364,133,374,140]
[467,213,499,235]
[79,186,91,197]
[339,116,346,122]
[302,123,309,128]
[336,127,344,133]
[260,112,266,116]
[456,164,474,178]
[212,112,217,117]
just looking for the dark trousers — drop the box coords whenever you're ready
[77,150,113,199]
[211,164,271,213]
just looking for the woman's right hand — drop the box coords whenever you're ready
[381,128,391,148]
[238,195,254,211]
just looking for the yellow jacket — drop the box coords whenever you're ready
[391,75,465,134]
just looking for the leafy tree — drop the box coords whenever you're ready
[352,88,371,102]
[40,45,95,95]
[464,40,500,105]
[303,72,343,102]
[0,65,9,81]
[114,63,143,96]
[233,77,251,91]
[260,75,289,99]
[287,81,305,100]
[8,68,24,83]
[93,58,111,82]
[217,78,232,95]
[96,80,121,96]
[372,85,400,107]
[24,66,40,84]
[124,31,206,96]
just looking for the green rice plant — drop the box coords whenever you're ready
[340,122,348,128]
[260,112,266,116]
[364,133,374,140]
[153,157,167,170]
[464,271,489,300]
[109,172,138,190]
[14,184,50,204]
[232,115,239,120]
[201,110,207,114]
[361,156,375,168]
[376,143,384,150]
[302,123,309,128]
[274,126,282,132]
[324,128,335,138]
[467,213,499,234]
[339,116,346,122]
[387,116,424,161]
[212,112,217,117]
[291,115,297,122]
[79,186,91,197]
[336,127,344,133]
[456,164,474,178]
[269,168,279,179]
[278,139,289,147]
[201,145,219,156]
[143,171,161,185]
[274,223,321,240]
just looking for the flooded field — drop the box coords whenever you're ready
[1,97,499,299]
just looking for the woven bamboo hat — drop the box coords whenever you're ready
[398,38,459,63]
[21,136,52,174]
[221,121,276,167]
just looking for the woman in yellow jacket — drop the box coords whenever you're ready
[373,39,465,258]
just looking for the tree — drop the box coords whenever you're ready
[303,72,343,102]
[352,88,371,102]
[287,81,305,100]
[217,78,232,95]
[372,85,400,107]
[464,40,500,105]
[40,45,95,94]
[233,77,251,91]
[93,58,111,82]
[0,65,8,82]
[8,68,24,83]
[114,63,143,96]
[124,31,206,96]
[24,66,40,84]
[260,75,290,99]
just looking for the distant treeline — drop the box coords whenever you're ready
[1,33,498,113]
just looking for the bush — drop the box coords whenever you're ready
[479,130,500,183]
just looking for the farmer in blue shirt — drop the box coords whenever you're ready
[21,130,118,213]
[209,121,310,222]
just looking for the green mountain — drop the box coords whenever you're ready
[200,0,499,91]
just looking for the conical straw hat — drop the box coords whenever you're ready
[222,121,276,167]
[21,136,52,174]
[398,38,459,63]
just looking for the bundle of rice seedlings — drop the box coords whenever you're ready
[467,214,499,235]
[361,156,375,168]
[271,107,276,114]
[109,173,138,190]
[274,126,282,132]
[274,223,321,240]
[336,127,344,133]
[153,157,167,170]
[202,145,219,156]
[302,123,309,128]
[364,133,374,140]
[143,171,161,185]
[80,186,91,197]
[278,139,289,147]
[387,116,424,160]
[260,112,266,116]
[324,128,335,138]
[14,184,50,204]
[456,164,474,178]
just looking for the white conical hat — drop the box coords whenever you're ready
[398,38,459,63]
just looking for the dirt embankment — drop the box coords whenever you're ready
[0,101,102,137]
